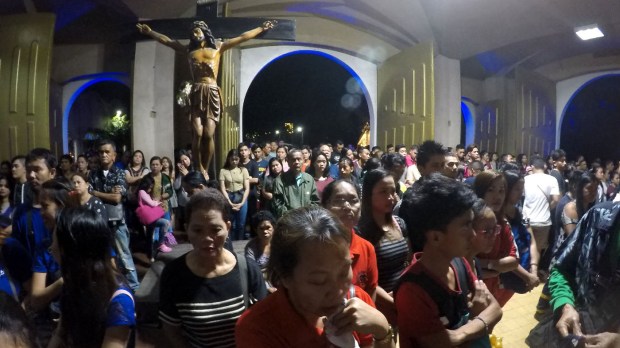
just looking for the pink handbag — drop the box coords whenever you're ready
[135,199,165,226]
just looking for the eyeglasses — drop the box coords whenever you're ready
[476,225,501,237]
[329,197,360,208]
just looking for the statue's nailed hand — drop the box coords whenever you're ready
[136,23,152,34]
[262,20,277,30]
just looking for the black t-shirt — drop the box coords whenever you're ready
[241,160,260,195]
[550,169,566,196]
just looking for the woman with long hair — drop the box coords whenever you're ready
[561,170,598,237]
[124,150,150,197]
[358,169,409,324]
[48,208,135,348]
[260,157,283,214]
[219,149,250,241]
[173,150,192,230]
[137,175,173,259]
[32,178,80,310]
[244,210,277,292]
[71,173,107,220]
[275,146,289,173]
[0,175,13,223]
[124,150,150,230]
[473,171,519,306]
[161,156,175,182]
[359,169,409,290]
[161,156,178,228]
[301,145,312,173]
[307,151,334,199]
[159,189,266,346]
[236,207,394,348]
[501,170,540,293]
[148,156,174,244]
[467,199,499,278]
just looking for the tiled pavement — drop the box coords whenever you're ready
[492,284,544,347]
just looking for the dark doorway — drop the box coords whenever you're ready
[243,51,370,147]
[560,75,620,162]
[68,81,130,155]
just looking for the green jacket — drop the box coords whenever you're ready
[272,171,320,218]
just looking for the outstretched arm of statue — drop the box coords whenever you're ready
[220,20,276,51]
[136,23,186,51]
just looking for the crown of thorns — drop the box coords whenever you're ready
[192,21,210,32]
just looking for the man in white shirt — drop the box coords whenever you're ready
[523,157,560,260]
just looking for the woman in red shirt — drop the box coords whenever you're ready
[236,207,394,348]
[473,171,519,306]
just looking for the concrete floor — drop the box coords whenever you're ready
[492,284,544,347]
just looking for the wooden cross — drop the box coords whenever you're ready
[136,0,295,42]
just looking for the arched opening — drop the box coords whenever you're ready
[460,100,475,146]
[560,74,620,162]
[242,51,370,147]
[66,81,130,155]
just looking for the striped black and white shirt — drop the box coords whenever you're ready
[159,253,267,347]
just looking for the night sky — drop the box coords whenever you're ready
[560,75,620,163]
[242,53,370,147]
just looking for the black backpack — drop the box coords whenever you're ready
[395,257,471,329]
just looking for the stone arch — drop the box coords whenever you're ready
[239,46,377,145]
[558,73,620,160]
[460,97,476,146]
[556,70,620,146]
[61,73,130,153]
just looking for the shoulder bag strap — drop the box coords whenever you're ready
[451,258,470,303]
[236,252,250,309]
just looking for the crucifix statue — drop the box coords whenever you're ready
[136,0,295,176]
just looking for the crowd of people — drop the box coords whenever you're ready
[0,138,618,347]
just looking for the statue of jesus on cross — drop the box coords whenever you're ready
[137,20,275,175]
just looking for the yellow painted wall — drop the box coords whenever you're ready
[514,67,556,156]
[475,68,556,156]
[377,42,434,148]
[0,14,55,160]
[218,47,241,167]
[476,100,503,153]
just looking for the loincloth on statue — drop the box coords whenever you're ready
[189,83,222,123]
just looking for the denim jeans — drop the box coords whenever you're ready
[149,218,170,253]
[230,201,248,241]
[163,211,173,233]
[114,223,140,291]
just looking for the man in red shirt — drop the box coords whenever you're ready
[396,173,502,348]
